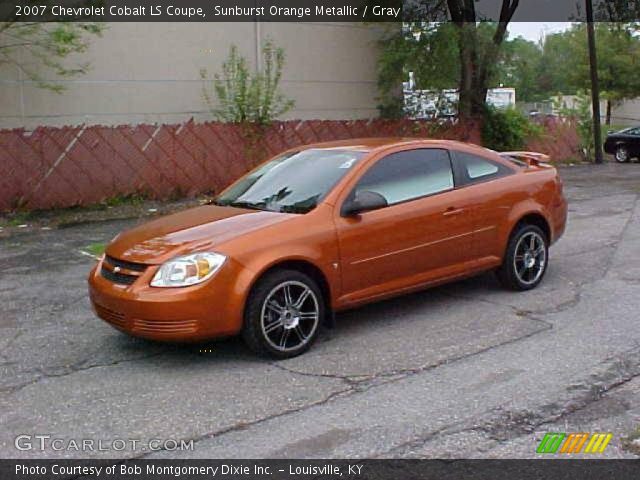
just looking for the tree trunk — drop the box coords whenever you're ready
[605,99,612,125]
[456,29,494,119]
[449,0,520,120]
[456,23,489,119]
[457,25,475,118]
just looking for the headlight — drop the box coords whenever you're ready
[150,252,226,287]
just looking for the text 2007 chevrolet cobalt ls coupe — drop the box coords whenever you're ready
[89,139,567,358]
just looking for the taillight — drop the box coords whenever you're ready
[557,177,563,196]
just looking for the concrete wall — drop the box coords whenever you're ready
[608,99,640,126]
[553,95,640,127]
[0,22,383,128]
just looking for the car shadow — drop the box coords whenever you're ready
[326,271,501,334]
[100,271,503,363]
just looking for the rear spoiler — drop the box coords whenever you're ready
[500,151,550,167]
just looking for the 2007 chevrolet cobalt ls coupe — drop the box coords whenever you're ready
[89,139,567,358]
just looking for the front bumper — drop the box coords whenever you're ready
[88,257,252,342]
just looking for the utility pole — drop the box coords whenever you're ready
[586,0,604,164]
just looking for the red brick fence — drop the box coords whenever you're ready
[0,118,579,212]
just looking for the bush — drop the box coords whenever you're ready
[554,90,593,161]
[481,107,541,151]
[201,39,294,125]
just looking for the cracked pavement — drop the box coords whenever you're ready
[1,163,639,459]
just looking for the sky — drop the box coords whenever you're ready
[507,22,572,42]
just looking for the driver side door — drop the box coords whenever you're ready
[334,148,475,305]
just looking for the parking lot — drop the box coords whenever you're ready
[1,162,639,459]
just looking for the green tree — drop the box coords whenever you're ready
[201,39,294,125]
[379,1,522,119]
[0,21,103,92]
[377,21,542,115]
[555,90,594,160]
[496,37,544,102]
[536,31,576,95]
[377,23,460,116]
[446,0,521,118]
[583,24,640,125]
[538,23,640,125]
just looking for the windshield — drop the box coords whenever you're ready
[214,149,364,214]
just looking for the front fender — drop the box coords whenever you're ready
[235,245,340,311]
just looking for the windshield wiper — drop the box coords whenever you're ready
[226,201,266,211]
[279,204,313,214]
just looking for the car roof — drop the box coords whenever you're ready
[299,137,489,155]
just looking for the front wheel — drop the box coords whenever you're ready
[496,224,549,291]
[615,145,630,163]
[242,269,324,359]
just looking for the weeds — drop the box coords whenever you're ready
[85,242,106,257]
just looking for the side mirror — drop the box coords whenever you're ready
[341,190,388,216]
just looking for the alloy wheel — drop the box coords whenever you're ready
[615,146,629,163]
[513,231,547,286]
[260,280,320,352]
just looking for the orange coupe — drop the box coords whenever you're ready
[89,139,567,358]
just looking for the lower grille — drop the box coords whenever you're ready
[94,304,126,329]
[132,318,198,335]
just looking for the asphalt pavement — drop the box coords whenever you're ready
[1,162,639,459]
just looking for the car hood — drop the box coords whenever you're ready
[106,205,292,264]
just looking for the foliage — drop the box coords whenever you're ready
[481,107,542,152]
[377,19,542,118]
[85,243,106,257]
[537,23,640,123]
[102,192,146,207]
[554,90,594,161]
[447,1,520,118]
[377,0,522,118]
[201,39,294,125]
[0,20,103,92]
[495,37,545,102]
[0,210,32,227]
[377,23,463,117]
[594,0,640,21]
[379,19,640,126]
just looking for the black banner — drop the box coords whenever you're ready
[2,0,640,22]
[2,459,640,480]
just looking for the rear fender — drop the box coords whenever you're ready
[499,201,551,254]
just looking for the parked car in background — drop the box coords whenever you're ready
[604,126,640,163]
[89,139,567,358]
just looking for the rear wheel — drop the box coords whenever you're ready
[615,145,630,163]
[496,224,548,291]
[242,269,323,359]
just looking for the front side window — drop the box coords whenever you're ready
[351,149,454,206]
[215,149,364,213]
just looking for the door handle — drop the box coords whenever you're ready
[443,207,465,217]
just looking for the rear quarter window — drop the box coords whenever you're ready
[453,151,513,186]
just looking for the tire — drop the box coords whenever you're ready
[242,269,324,359]
[496,224,549,291]
[615,145,630,163]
